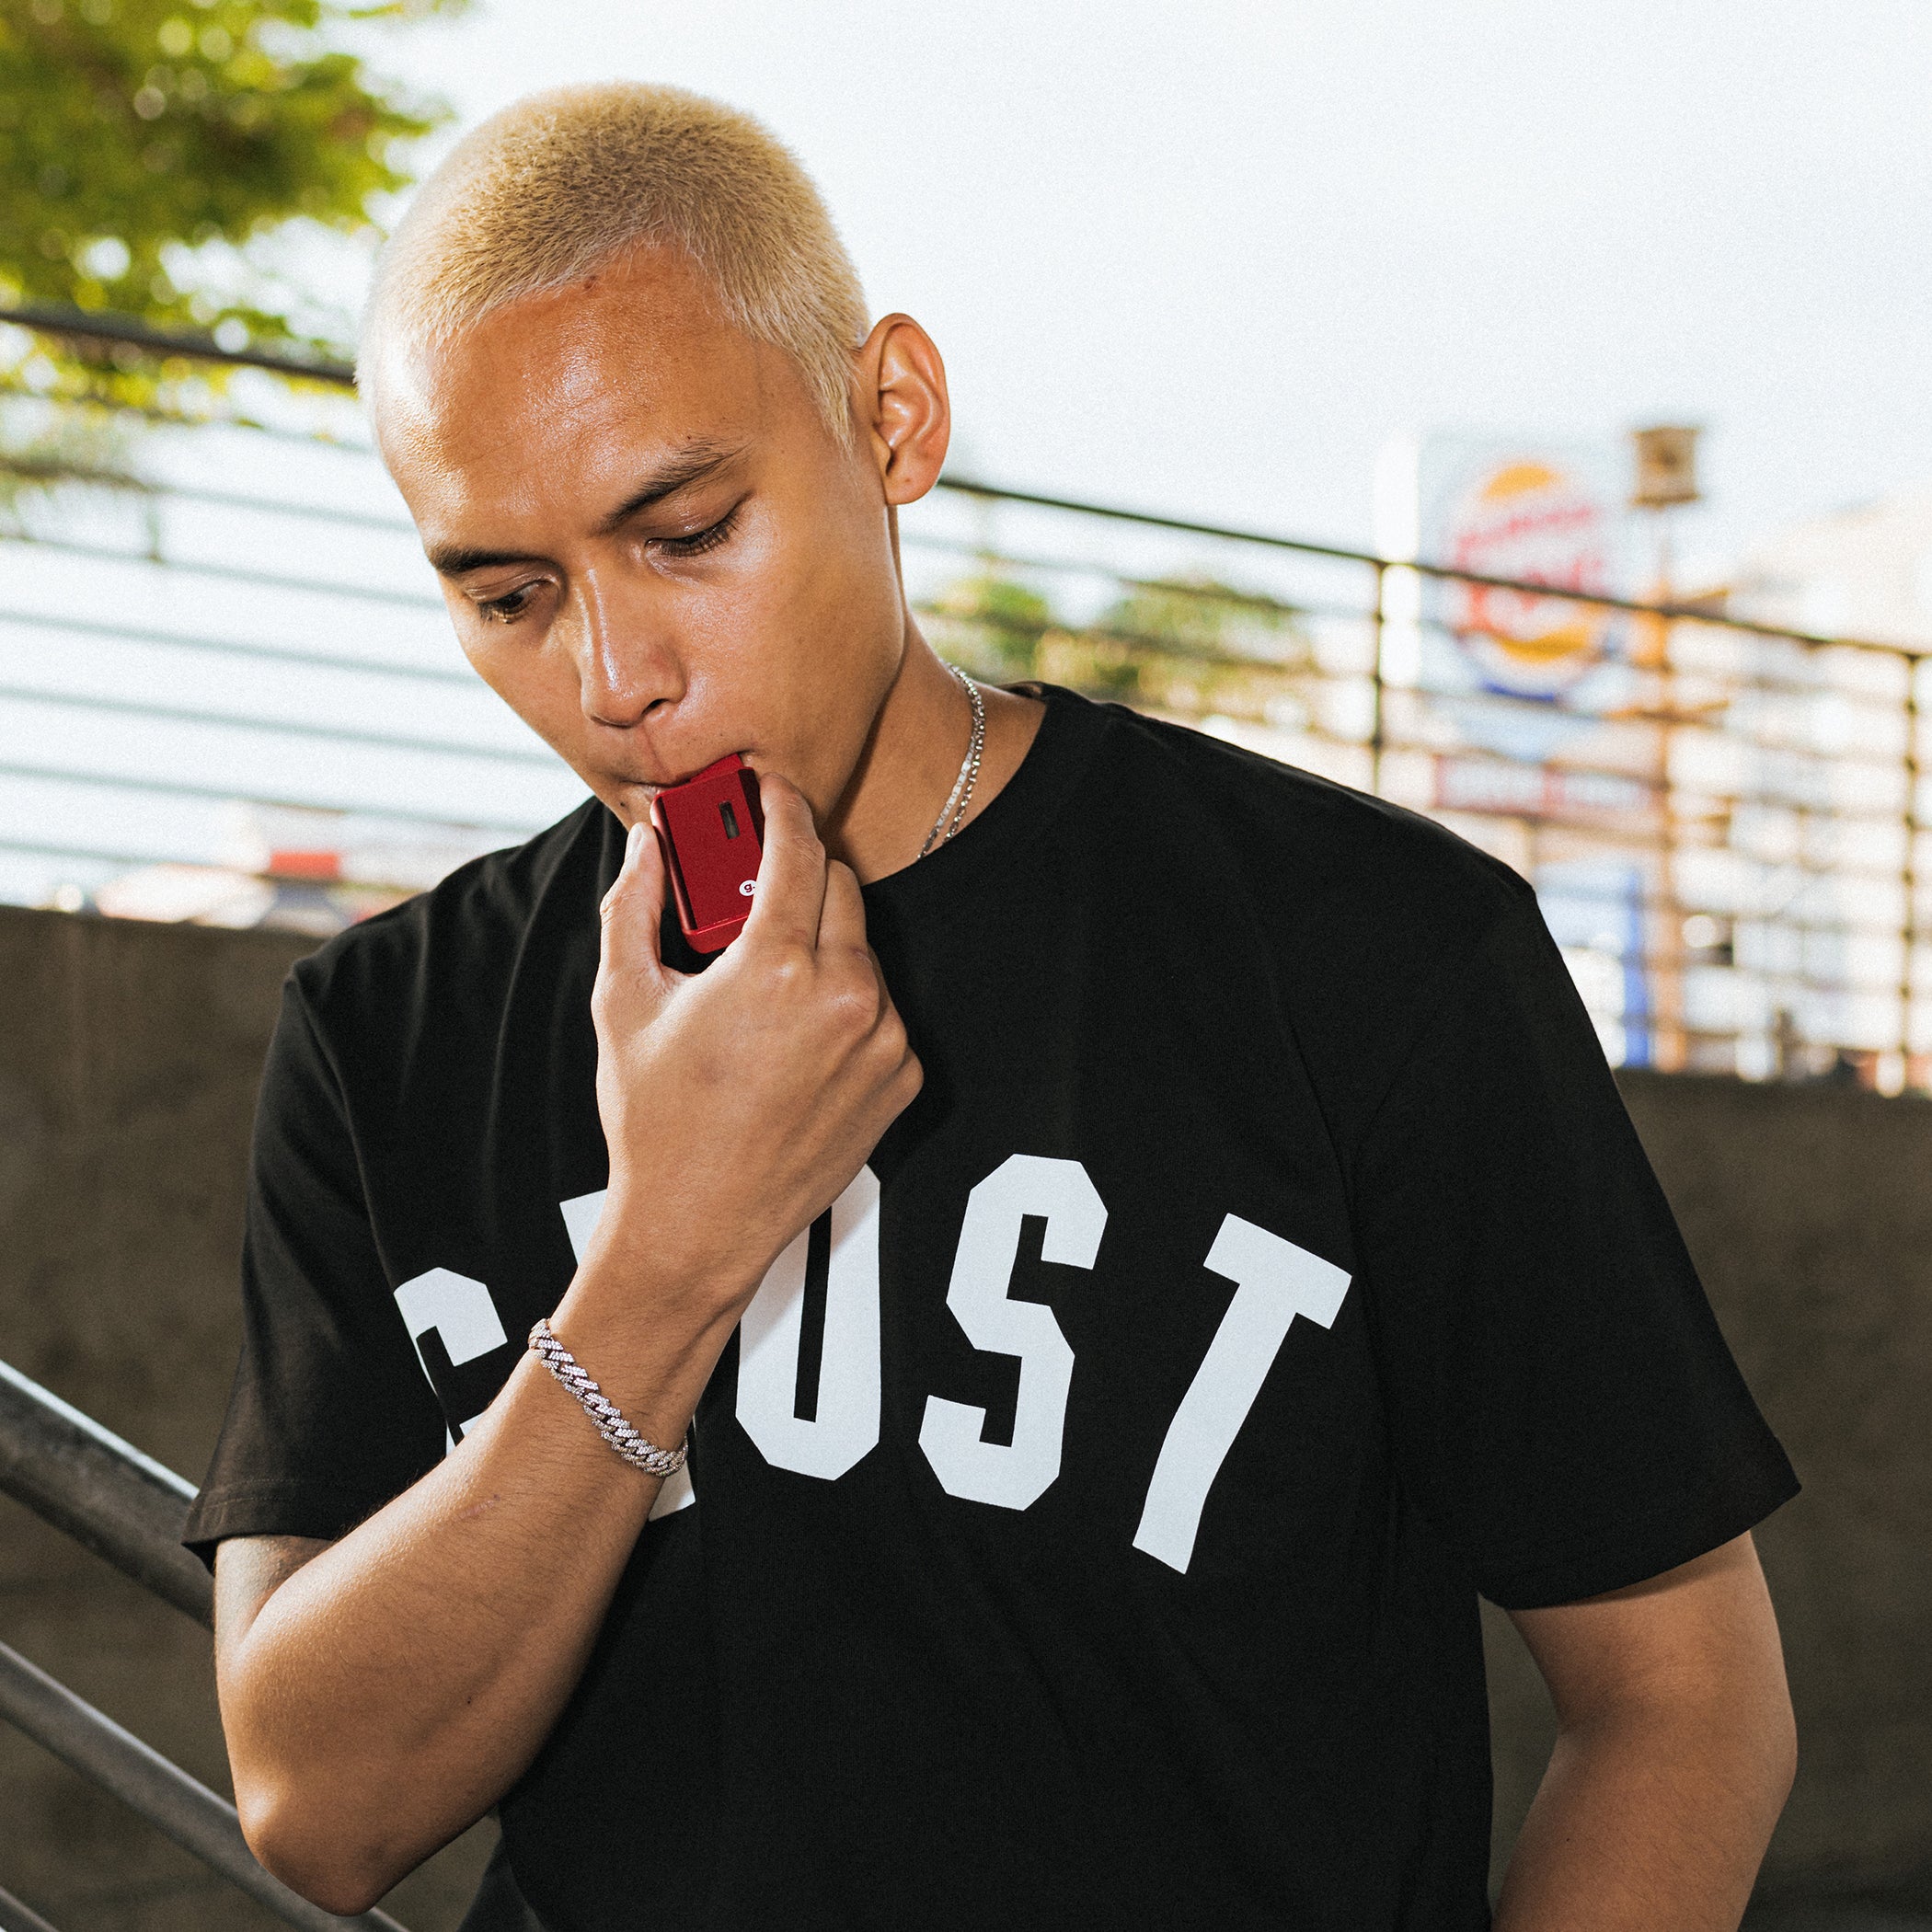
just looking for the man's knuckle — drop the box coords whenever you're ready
[823,982,880,1039]
[822,949,876,998]
[762,949,811,997]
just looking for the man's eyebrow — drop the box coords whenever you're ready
[424,440,748,577]
[592,439,747,535]
[427,541,540,576]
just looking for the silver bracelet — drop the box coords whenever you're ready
[528,1319,690,1478]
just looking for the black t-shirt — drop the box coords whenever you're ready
[186,686,1797,1932]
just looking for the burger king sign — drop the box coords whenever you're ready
[1420,443,1627,703]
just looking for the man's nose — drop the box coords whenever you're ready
[572,574,684,730]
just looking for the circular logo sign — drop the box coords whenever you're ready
[1443,460,1617,698]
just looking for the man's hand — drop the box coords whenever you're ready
[1496,1532,1796,1932]
[584,772,920,1328]
[214,773,919,1916]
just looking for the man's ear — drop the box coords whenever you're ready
[856,314,950,507]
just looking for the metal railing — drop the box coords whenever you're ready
[2,306,1929,1089]
[0,1360,407,1931]
[0,1880,62,1932]
[916,512,1932,1092]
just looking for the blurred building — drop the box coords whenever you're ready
[1731,490,1932,650]
[1694,491,1932,1086]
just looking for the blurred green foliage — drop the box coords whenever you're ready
[1100,578,1307,667]
[925,569,1315,728]
[0,0,463,359]
[927,572,1056,679]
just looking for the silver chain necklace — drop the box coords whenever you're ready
[917,661,986,859]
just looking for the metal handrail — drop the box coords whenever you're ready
[0,1359,407,1928]
[0,1639,405,1932]
[0,1880,61,1932]
[0,1359,209,1627]
[0,305,356,385]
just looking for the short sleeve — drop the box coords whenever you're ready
[1351,891,1798,1610]
[182,974,444,1567]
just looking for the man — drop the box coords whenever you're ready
[186,82,1799,1932]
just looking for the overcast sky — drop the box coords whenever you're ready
[361,0,1932,582]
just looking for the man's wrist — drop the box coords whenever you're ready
[547,1242,749,1449]
[528,1319,691,1478]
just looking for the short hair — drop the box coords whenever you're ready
[361,83,870,446]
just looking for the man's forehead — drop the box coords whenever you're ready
[373,250,770,467]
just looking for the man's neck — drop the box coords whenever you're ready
[822,627,1044,886]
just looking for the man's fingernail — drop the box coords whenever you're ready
[627,821,648,861]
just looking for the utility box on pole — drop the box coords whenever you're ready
[1630,424,1702,511]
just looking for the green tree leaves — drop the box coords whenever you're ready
[924,569,1316,726]
[0,0,463,357]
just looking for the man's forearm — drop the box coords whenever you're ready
[217,1281,739,1915]
[1495,1694,1795,1931]
[219,792,923,1915]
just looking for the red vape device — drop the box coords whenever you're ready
[652,753,765,954]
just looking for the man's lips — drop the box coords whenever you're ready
[608,756,748,803]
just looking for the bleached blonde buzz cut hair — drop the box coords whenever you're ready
[361,82,870,447]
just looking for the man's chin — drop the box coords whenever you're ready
[595,777,664,827]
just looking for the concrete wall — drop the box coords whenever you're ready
[0,905,493,1931]
[1487,1068,1932,1910]
[0,904,1926,1923]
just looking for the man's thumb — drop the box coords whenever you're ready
[597,818,673,994]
